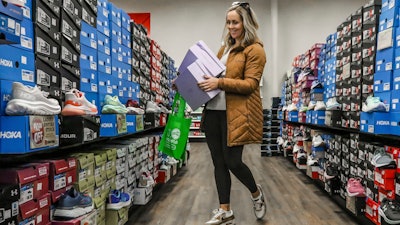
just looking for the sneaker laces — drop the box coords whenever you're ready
[211,208,226,220]
[252,194,264,211]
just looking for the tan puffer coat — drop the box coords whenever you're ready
[216,41,266,147]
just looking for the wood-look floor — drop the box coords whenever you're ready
[127,142,358,225]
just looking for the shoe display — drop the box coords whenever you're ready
[5,82,61,115]
[54,187,94,218]
[307,155,319,166]
[62,89,98,116]
[287,103,298,112]
[308,101,316,110]
[371,151,396,168]
[326,98,341,111]
[276,137,284,146]
[251,184,266,220]
[311,80,323,89]
[107,190,132,210]
[379,198,400,225]
[312,135,325,147]
[101,95,128,114]
[4,0,24,6]
[314,101,326,111]
[146,101,162,113]
[299,104,308,112]
[293,144,303,153]
[346,178,365,197]
[205,208,235,225]
[127,106,145,114]
[324,163,339,180]
[362,96,387,112]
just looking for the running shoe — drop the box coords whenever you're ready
[146,101,162,113]
[53,187,94,219]
[326,98,341,111]
[312,135,325,147]
[62,89,98,116]
[324,163,339,180]
[362,96,387,112]
[101,95,128,114]
[379,198,400,225]
[372,152,396,168]
[346,178,365,197]
[4,0,24,6]
[307,155,319,166]
[299,104,308,112]
[287,103,298,112]
[308,101,316,110]
[6,82,61,115]
[314,101,326,111]
[311,80,323,89]
[251,184,266,220]
[205,208,235,225]
[107,190,132,210]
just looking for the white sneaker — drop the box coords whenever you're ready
[276,137,284,145]
[314,101,326,111]
[62,89,98,116]
[293,144,303,153]
[251,184,266,220]
[326,98,341,111]
[287,103,298,111]
[308,101,316,110]
[127,106,145,115]
[299,104,308,112]
[205,208,235,225]
[362,96,387,112]
[6,82,61,115]
[146,101,162,113]
[312,135,325,147]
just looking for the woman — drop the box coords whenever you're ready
[198,2,267,225]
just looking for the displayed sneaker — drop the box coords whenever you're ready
[314,101,326,111]
[297,152,307,164]
[101,95,128,114]
[62,89,98,116]
[127,106,145,115]
[287,103,298,112]
[146,101,162,113]
[160,161,170,170]
[302,129,311,141]
[276,137,284,146]
[324,163,339,180]
[293,144,303,153]
[282,105,288,112]
[126,99,139,108]
[308,101,316,110]
[54,187,94,218]
[251,184,266,220]
[299,104,308,112]
[312,135,325,147]
[346,177,365,197]
[6,82,61,115]
[379,198,400,225]
[307,155,319,166]
[372,152,397,168]
[326,98,341,111]
[362,96,387,112]
[107,190,132,210]
[205,208,235,225]
[311,80,323,89]
[138,170,155,187]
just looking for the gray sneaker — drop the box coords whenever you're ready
[379,198,400,224]
[373,153,396,168]
[252,184,266,220]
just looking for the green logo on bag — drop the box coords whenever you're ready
[171,128,181,140]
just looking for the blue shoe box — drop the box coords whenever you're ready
[375,91,391,111]
[81,2,97,28]
[98,51,111,74]
[121,62,132,81]
[379,4,400,31]
[393,69,400,90]
[100,114,127,137]
[97,14,110,37]
[110,22,122,44]
[126,115,137,133]
[391,90,400,111]
[111,59,123,79]
[81,21,97,49]
[11,19,34,51]
[306,111,312,123]
[360,112,391,134]
[390,112,400,135]
[0,0,23,20]
[374,71,393,92]
[0,45,35,83]
[396,26,400,48]
[22,0,33,20]
[97,31,110,55]
[121,11,130,32]
[0,13,21,44]
[80,44,97,71]
[107,2,121,27]
[0,115,59,154]
[85,92,100,111]
[395,48,400,70]
[111,40,122,62]
[98,72,115,94]
[121,28,131,48]
[288,111,298,122]
[312,111,325,125]
[80,69,98,93]
[121,44,131,65]
[381,0,400,12]
[0,79,35,116]
[376,47,395,72]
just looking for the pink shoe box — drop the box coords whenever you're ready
[374,168,396,190]
[365,197,380,225]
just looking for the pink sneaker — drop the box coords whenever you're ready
[346,178,365,197]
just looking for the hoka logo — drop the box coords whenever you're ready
[376,120,390,125]
[0,58,13,68]
[126,122,134,126]
[0,131,22,139]
[101,123,113,128]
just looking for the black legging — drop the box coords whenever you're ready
[203,110,258,204]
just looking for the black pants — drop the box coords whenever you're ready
[203,110,258,204]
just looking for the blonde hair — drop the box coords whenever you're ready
[223,3,260,49]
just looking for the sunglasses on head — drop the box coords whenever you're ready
[232,2,250,8]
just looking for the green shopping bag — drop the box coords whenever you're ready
[158,93,192,159]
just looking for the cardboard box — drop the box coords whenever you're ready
[0,13,21,45]
[81,22,97,49]
[61,0,81,28]
[61,37,80,68]
[98,51,111,74]
[33,1,61,43]
[61,10,80,52]
[80,44,97,71]
[105,207,128,225]
[0,201,18,225]
[47,158,77,191]
[99,114,127,137]
[60,64,80,92]
[59,116,100,146]
[81,2,96,27]
[133,186,152,205]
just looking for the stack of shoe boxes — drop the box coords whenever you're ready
[133,136,154,205]
[0,184,19,224]
[324,135,342,196]
[261,97,281,156]
[340,137,351,199]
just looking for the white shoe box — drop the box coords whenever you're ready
[133,185,152,205]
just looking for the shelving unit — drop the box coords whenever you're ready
[261,97,281,156]
[188,106,206,141]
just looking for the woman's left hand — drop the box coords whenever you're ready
[198,75,219,92]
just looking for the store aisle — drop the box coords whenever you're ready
[127,142,358,225]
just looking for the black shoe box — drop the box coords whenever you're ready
[351,75,362,87]
[367,178,379,202]
[362,41,376,60]
[61,10,80,52]
[325,111,342,127]
[59,115,100,146]
[350,96,361,111]
[62,0,82,28]
[326,177,341,196]
[395,173,400,201]
[144,112,160,129]
[61,37,80,68]
[0,201,18,225]
[79,0,97,15]
[362,3,381,25]
[60,64,80,92]
[363,58,375,76]
[351,7,363,32]
[357,162,366,178]
[349,162,357,177]
[346,195,367,216]
[81,1,96,27]
[351,46,362,62]
[352,32,362,49]
[33,0,61,42]
[342,112,351,128]
[35,26,61,60]
[0,184,20,202]
[362,23,378,43]
[350,112,360,128]
[34,0,61,17]
[35,56,60,88]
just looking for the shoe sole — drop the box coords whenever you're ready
[346,188,364,197]
[378,207,400,225]
[106,200,131,210]
[62,106,98,116]
[102,105,128,114]
[254,184,267,220]
[6,99,61,115]
[205,219,235,225]
[54,203,94,218]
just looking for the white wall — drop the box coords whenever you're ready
[110,0,371,108]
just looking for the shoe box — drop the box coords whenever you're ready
[144,112,161,129]
[346,195,366,216]
[126,115,137,133]
[59,115,100,146]
[365,197,380,224]
[105,207,128,225]
[60,64,80,92]
[80,44,97,71]
[0,115,59,154]
[99,114,127,137]
[360,112,391,134]
[52,210,96,225]
[81,21,97,49]
[35,26,60,60]
[325,111,342,127]
[98,51,111,74]
[44,158,77,192]
[81,1,96,28]
[33,0,61,43]
[96,10,110,37]
[97,30,110,56]
[133,185,152,205]
[0,184,19,225]
[374,167,396,191]
[0,0,23,45]
[61,37,80,68]
[61,10,81,52]
[61,0,82,27]
[35,56,61,91]
[80,69,98,93]
[69,153,95,197]
[135,114,144,132]
[311,111,325,125]
[376,47,395,73]
[0,45,35,83]
[11,18,34,52]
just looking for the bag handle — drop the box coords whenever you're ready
[171,92,186,118]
